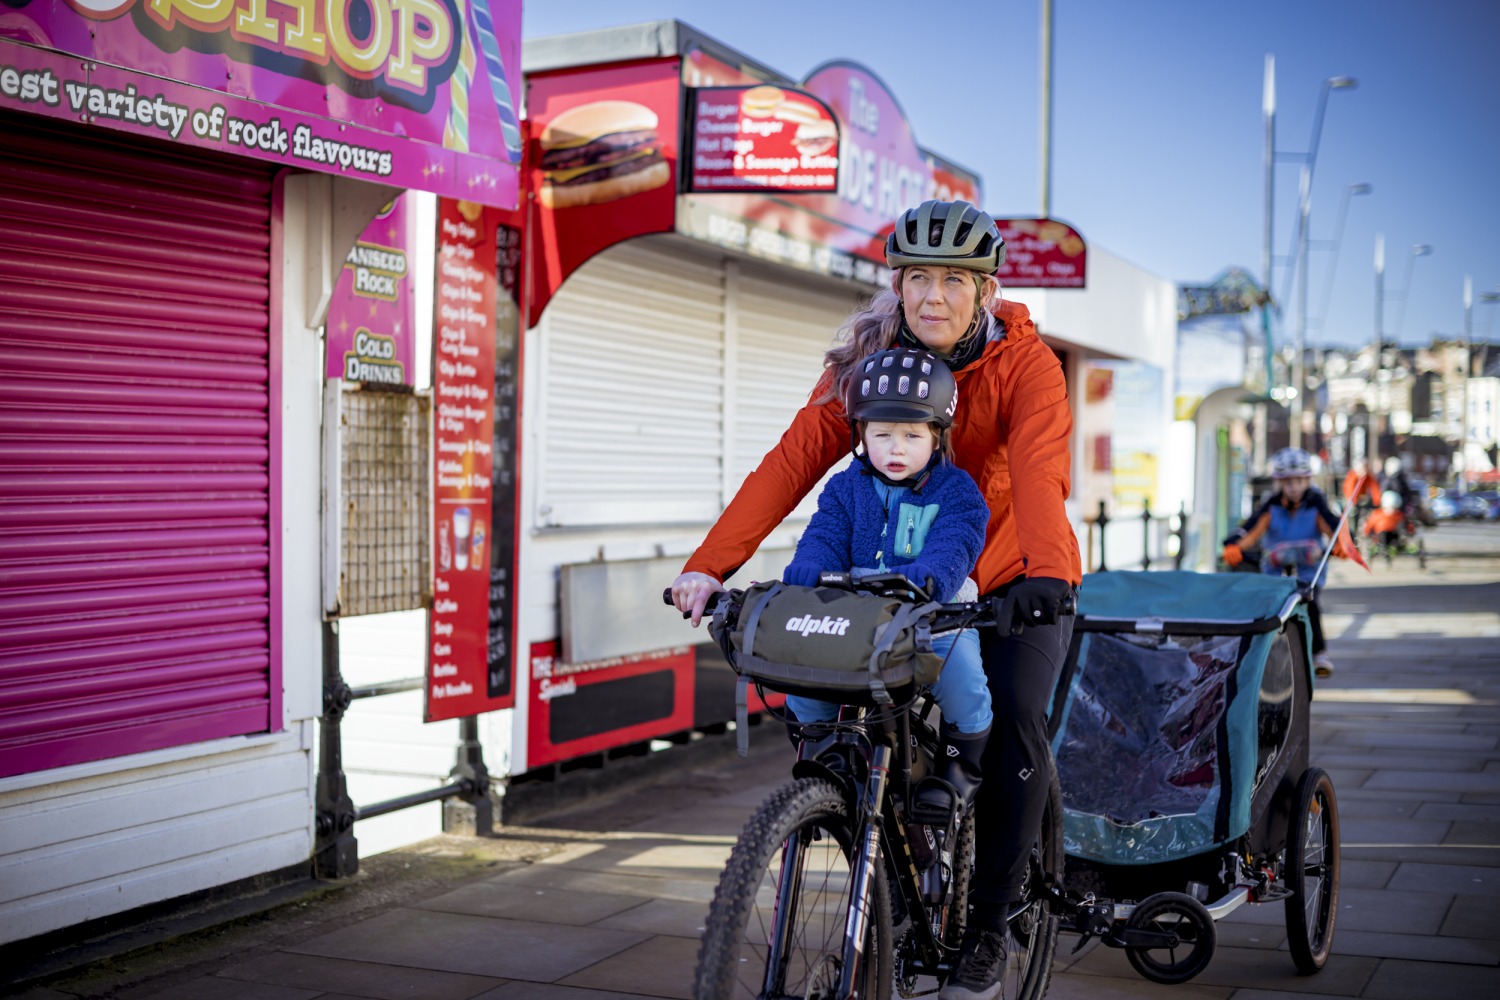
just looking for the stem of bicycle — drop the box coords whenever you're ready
[839,743,892,996]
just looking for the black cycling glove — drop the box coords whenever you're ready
[1000,576,1074,633]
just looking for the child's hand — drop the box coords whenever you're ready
[1222,544,1243,567]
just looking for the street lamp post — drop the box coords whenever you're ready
[1288,75,1358,449]
[1394,243,1434,344]
[1370,233,1384,466]
[1460,275,1472,494]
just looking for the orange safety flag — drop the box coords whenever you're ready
[1333,489,1370,572]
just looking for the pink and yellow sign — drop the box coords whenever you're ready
[994,218,1088,289]
[327,196,415,385]
[0,0,522,207]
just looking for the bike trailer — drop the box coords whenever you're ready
[1050,570,1313,868]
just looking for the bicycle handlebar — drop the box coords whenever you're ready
[661,579,1077,633]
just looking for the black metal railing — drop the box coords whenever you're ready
[314,620,491,878]
[1083,500,1188,573]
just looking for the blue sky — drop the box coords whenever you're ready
[522,0,1500,351]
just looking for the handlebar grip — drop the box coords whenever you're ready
[661,588,674,606]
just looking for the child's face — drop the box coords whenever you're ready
[1280,475,1310,502]
[863,421,936,481]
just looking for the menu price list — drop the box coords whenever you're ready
[485,224,522,702]
[427,199,500,722]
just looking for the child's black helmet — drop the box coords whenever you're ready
[847,348,958,428]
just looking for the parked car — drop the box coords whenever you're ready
[1464,490,1500,520]
[1429,492,1459,521]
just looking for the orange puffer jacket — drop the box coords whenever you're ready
[683,299,1082,593]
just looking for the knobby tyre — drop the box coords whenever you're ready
[1002,755,1063,1000]
[694,777,893,1000]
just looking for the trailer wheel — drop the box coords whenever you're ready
[1123,891,1216,985]
[1285,766,1340,974]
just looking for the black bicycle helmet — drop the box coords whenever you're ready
[885,200,1006,274]
[847,348,958,428]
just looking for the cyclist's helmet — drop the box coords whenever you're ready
[1384,456,1403,477]
[1381,490,1402,511]
[1270,447,1313,479]
[847,348,958,428]
[885,200,1006,274]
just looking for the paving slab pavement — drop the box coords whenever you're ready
[6,522,1499,1000]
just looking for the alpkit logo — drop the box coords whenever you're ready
[784,614,852,637]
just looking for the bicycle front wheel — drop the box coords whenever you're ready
[694,777,892,1000]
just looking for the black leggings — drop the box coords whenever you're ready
[969,614,1073,925]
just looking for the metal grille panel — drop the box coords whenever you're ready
[338,387,430,616]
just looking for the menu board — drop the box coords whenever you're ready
[485,225,522,708]
[687,85,839,194]
[427,198,501,722]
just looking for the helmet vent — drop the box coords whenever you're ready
[860,378,871,398]
[897,375,910,395]
[917,381,930,400]
[881,355,895,368]
[920,359,932,375]
[877,374,889,394]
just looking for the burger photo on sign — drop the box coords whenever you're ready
[774,99,838,158]
[538,100,671,209]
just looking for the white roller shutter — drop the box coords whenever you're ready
[538,239,724,527]
[730,263,861,516]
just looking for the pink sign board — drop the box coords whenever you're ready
[678,47,980,287]
[687,85,839,194]
[994,218,1088,289]
[327,195,415,385]
[0,0,521,207]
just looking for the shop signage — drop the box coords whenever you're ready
[1177,267,1267,321]
[687,85,839,194]
[525,58,680,326]
[994,218,1088,289]
[678,47,981,287]
[0,0,523,207]
[428,197,505,722]
[327,196,415,386]
[525,640,695,769]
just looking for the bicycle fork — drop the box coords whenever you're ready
[838,744,892,998]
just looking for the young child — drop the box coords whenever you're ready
[781,347,991,821]
[1222,447,1342,677]
[1362,490,1408,550]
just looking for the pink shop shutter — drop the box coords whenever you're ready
[0,113,278,779]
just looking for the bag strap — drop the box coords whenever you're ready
[866,600,943,705]
[735,675,750,757]
[739,581,785,659]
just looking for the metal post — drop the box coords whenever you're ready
[1292,163,1310,448]
[1460,275,1472,494]
[1371,234,1384,466]
[1257,54,1276,472]
[1039,0,1054,218]
[1141,505,1153,571]
[1095,499,1109,573]
[443,716,494,836]
[315,619,359,878]
[1174,502,1189,571]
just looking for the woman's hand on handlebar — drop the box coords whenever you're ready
[671,571,726,627]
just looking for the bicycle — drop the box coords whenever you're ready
[667,572,1065,1000]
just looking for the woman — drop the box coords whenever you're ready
[672,200,1081,1000]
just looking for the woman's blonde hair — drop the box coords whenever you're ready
[817,268,998,408]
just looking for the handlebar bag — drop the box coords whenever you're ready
[712,581,945,706]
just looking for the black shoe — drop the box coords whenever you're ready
[940,926,1008,1000]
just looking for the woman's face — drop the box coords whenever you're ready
[897,266,979,355]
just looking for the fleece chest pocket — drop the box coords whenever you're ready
[894,502,940,557]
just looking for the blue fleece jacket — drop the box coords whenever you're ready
[783,458,989,601]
